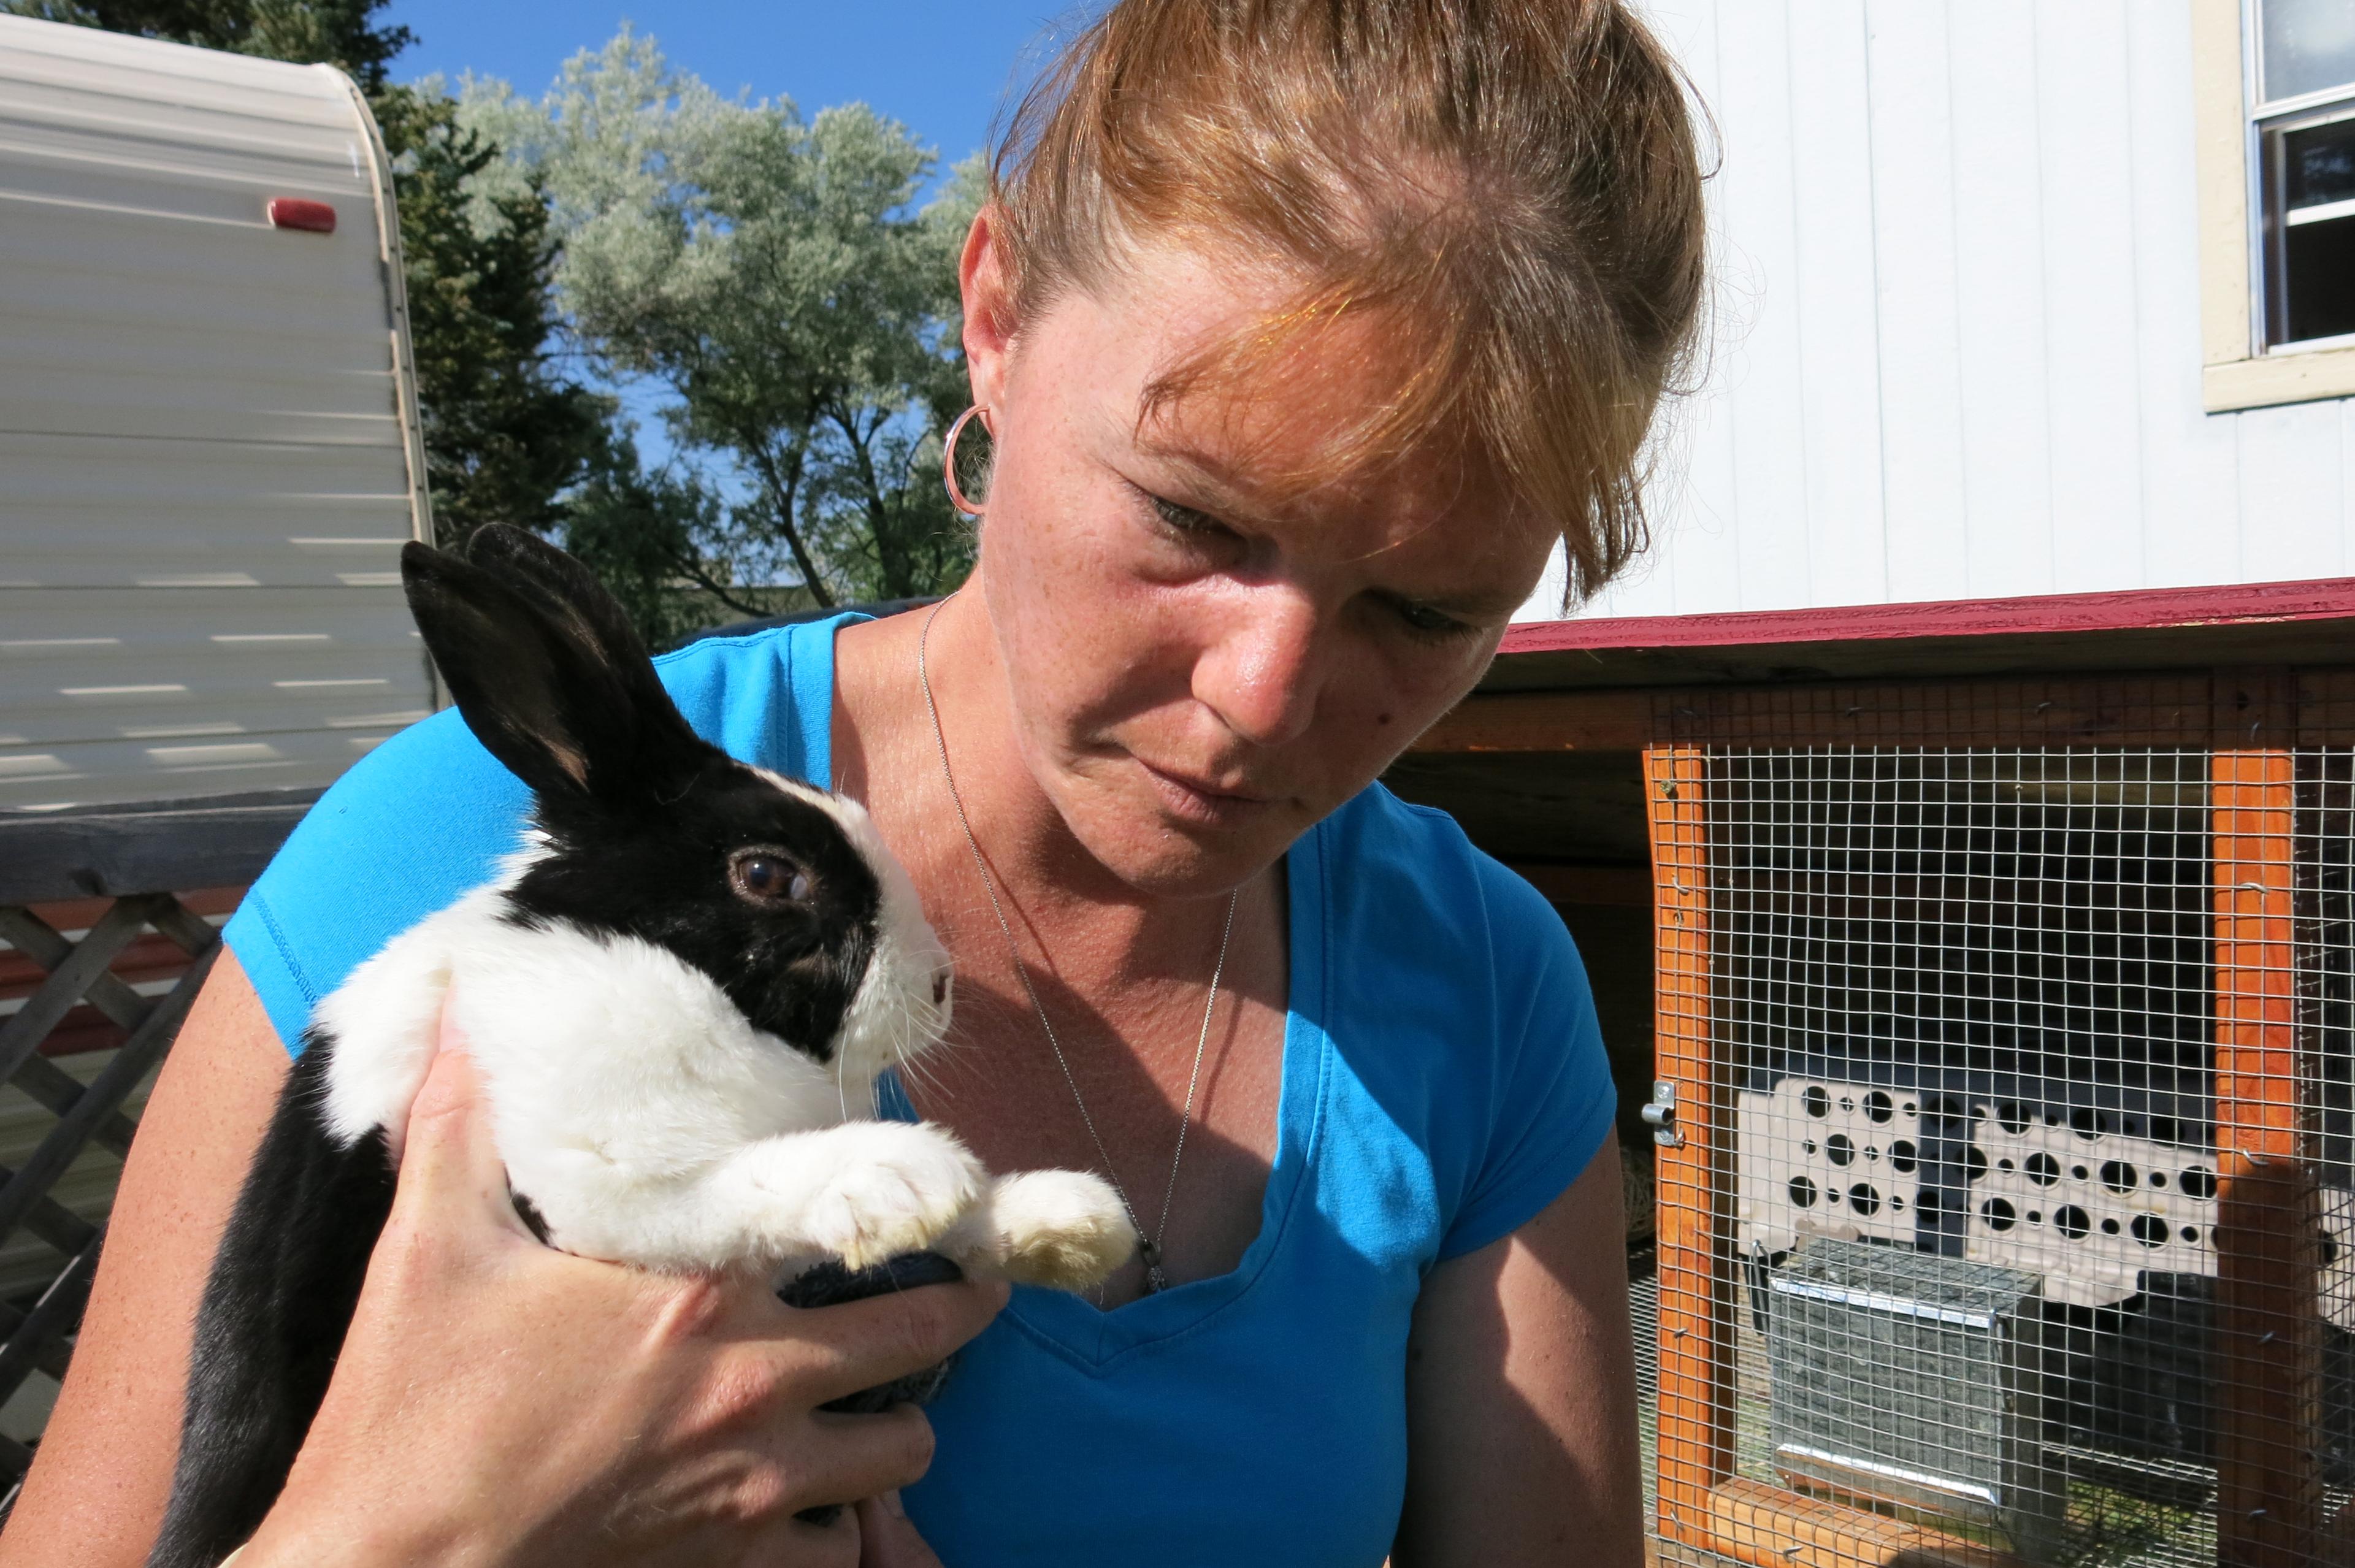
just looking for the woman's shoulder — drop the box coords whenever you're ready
[1314,781,1577,975]
[1308,782,1611,1261]
[651,613,860,778]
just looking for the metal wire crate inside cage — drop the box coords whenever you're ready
[1384,593,2355,1568]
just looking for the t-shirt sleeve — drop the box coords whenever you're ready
[222,708,531,1055]
[1436,864,1618,1261]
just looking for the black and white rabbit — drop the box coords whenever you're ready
[148,526,1135,1568]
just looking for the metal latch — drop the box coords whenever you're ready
[1642,1080,1683,1148]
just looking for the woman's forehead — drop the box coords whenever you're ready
[1009,242,1557,602]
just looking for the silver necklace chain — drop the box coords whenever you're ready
[917,602,1236,1296]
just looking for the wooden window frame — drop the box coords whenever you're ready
[2194,0,2355,412]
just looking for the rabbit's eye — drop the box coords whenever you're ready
[730,851,811,904]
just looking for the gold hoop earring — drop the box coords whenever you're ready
[943,405,992,517]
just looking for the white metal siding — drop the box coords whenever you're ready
[1522,0,2355,622]
[0,16,432,808]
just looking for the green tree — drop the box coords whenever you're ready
[8,0,409,86]
[564,426,818,648]
[465,31,981,608]
[378,87,607,549]
[6,0,605,556]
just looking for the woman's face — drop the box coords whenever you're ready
[962,221,1559,900]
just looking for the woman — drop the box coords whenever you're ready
[2,1,1705,1563]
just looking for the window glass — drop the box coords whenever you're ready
[2286,116,2355,214]
[2261,0,2355,104]
[2270,115,2355,344]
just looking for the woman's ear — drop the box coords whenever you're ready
[959,205,1017,411]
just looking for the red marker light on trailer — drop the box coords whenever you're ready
[266,198,337,234]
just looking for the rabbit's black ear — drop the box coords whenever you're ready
[464,525,646,671]
[400,538,714,806]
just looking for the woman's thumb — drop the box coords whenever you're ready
[389,1018,524,1236]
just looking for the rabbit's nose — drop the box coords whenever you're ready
[931,968,952,1008]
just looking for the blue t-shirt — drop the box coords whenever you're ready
[222,615,1615,1568]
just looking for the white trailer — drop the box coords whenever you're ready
[0,13,435,814]
[0,18,440,1479]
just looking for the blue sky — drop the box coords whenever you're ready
[381,1,1090,173]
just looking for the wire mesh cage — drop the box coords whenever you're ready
[1644,671,2355,1568]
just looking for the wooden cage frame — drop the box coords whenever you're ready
[1404,580,2355,1568]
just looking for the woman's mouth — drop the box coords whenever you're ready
[1134,758,1274,827]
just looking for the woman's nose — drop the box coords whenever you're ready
[1192,589,1325,748]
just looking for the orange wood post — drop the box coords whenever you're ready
[2211,675,2321,1568]
[1645,744,1736,1553]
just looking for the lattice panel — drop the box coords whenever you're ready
[0,891,223,1514]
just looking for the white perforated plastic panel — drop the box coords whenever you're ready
[1736,1079,1924,1254]
[1740,1076,2355,1327]
[1963,1111,2217,1309]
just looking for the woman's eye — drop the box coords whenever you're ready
[1149,494,1227,538]
[1392,599,1473,640]
[730,852,811,903]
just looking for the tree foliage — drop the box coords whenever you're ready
[465,32,982,607]
[9,0,409,87]
[377,88,607,549]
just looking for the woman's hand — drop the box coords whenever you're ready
[238,1029,1006,1568]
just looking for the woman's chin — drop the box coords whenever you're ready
[1069,808,1301,901]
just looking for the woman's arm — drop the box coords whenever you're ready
[1,950,285,1567]
[1,953,1003,1567]
[1393,1134,1644,1568]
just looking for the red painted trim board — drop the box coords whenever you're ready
[1503,576,2355,658]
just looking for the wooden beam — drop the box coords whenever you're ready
[1705,1478,2032,1568]
[1411,689,1655,753]
[2211,670,2321,1568]
[0,791,315,906]
[1645,746,1735,1554]
[1414,674,2222,758]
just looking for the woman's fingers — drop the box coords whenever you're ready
[795,1403,940,1506]
[760,1274,1009,1406]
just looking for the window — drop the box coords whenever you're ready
[2250,0,2355,351]
[2192,0,2355,410]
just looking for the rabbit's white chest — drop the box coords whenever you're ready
[313,890,864,1263]
[309,881,1132,1287]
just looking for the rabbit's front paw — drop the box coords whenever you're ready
[984,1170,1139,1292]
[805,1124,984,1271]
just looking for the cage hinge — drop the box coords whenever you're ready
[1642,1080,1683,1148]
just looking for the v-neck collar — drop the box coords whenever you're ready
[995,821,1329,1372]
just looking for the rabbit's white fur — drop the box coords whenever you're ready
[314,773,1135,1289]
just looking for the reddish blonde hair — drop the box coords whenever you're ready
[989,0,1709,603]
